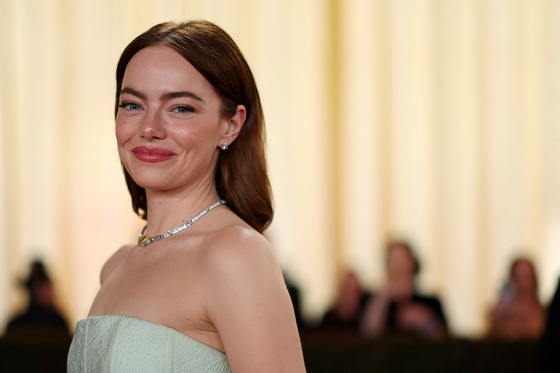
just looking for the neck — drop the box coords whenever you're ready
[144,181,222,237]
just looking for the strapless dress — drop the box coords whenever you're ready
[67,314,231,373]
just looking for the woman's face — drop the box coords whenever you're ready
[116,45,229,193]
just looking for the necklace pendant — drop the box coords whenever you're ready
[137,235,149,247]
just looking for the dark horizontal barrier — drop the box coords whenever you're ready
[0,330,541,373]
[301,330,541,373]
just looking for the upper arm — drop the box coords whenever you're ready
[201,228,306,373]
[100,245,130,285]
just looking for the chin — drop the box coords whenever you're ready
[133,178,176,191]
[127,169,175,190]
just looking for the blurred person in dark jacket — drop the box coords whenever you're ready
[360,241,447,339]
[539,276,560,373]
[4,260,70,339]
[319,271,370,331]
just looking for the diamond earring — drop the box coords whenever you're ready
[221,142,229,150]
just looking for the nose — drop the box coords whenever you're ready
[140,110,166,140]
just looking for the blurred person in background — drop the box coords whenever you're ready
[539,276,560,372]
[487,257,545,341]
[319,271,370,332]
[284,275,305,330]
[4,260,70,340]
[360,241,447,340]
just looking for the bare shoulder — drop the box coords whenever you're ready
[198,224,306,372]
[100,244,134,285]
[200,224,281,279]
[198,223,287,308]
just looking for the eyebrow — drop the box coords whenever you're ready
[161,91,205,103]
[120,87,146,100]
[120,87,205,103]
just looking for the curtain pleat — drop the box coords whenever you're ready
[1,0,559,337]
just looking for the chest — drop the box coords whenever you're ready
[89,243,207,327]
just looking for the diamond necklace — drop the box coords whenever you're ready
[137,200,226,247]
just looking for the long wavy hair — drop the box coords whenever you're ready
[115,20,273,233]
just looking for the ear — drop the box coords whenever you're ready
[219,105,246,147]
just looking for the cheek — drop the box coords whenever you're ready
[115,118,135,145]
[171,123,216,149]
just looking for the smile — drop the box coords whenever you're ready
[131,146,177,163]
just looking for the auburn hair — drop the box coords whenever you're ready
[115,20,273,233]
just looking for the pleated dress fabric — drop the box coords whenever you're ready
[67,315,231,373]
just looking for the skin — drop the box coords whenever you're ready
[87,45,306,372]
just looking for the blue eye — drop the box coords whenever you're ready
[173,106,194,114]
[118,103,141,110]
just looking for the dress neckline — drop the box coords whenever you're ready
[80,314,226,355]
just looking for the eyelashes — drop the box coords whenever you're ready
[118,102,142,111]
[172,106,195,114]
[118,102,195,114]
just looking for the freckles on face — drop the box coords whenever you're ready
[115,45,227,190]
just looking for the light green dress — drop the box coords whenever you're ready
[67,315,231,373]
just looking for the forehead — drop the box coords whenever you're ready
[122,45,218,99]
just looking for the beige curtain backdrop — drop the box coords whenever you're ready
[1,0,560,337]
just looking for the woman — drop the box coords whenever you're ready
[360,241,447,339]
[487,257,545,340]
[68,20,306,372]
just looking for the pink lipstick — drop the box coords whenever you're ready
[131,146,177,162]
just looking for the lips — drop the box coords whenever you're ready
[131,146,177,163]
